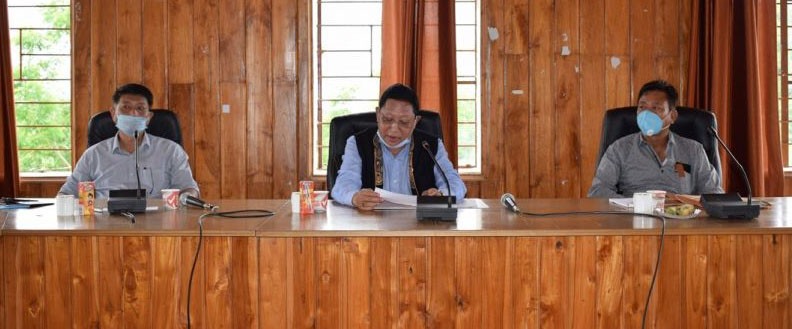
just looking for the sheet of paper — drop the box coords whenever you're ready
[375,188,416,206]
[609,198,633,208]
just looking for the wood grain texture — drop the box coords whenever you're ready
[142,0,168,107]
[553,0,582,198]
[245,0,274,199]
[763,234,790,329]
[116,0,142,84]
[2,232,792,327]
[527,0,556,197]
[220,82,248,198]
[54,0,699,200]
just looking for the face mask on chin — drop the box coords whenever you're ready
[636,110,669,137]
[115,114,148,137]
[377,131,411,149]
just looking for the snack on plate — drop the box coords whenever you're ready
[665,204,696,216]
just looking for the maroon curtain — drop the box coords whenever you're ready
[687,0,783,196]
[0,0,19,197]
[380,0,458,165]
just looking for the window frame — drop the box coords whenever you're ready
[8,2,72,177]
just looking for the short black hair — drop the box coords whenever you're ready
[112,83,154,107]
[638,80,678,108]
[378,83,420,115]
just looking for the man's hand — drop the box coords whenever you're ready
[421,188,443,197]
[352,189,383,211]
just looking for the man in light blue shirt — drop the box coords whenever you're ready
[59,84,199,198]
[331,83,466,210]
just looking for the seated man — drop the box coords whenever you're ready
[59,83,199,198]
[331,83,466,210]
[588,80,723,198]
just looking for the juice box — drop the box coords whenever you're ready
[78,181,95,216]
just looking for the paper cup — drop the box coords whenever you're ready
[632,192,654,214]
[291,192,300,213]
[162,189,180,209]
[312,191,330,212]
[56,194,74,216]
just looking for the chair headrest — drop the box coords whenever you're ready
[87,109,183,147]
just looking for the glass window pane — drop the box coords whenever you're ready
[456,2,476,25]
[456,50,476,78]
[457,100,475,122]
[458,146,476,168]
[457,83,476,100]
[13,80,70,102]
[22,55,70,79]
[321,51,372,76]
[320,100,377,120]
[15,103,70,126]
[321,77,380,101]
[20,29,70,54]
[321,3,381,25]
[321,26,373,51]
[457,25,476,51]
[9,0,69,6]
[17,150,72,173]
[321,123,330,145]
[9,7,69,29]
[458,123,476,145]
[372,26,382,76]
[16,126,71,149]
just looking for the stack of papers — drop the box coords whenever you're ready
[373,188,489,209]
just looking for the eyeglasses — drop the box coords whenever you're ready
[378,115,417,129]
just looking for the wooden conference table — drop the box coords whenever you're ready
[1,197,790,328]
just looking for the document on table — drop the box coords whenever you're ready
[609,198,633,209]
[373,188,489,209]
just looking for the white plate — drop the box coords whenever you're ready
[655,208,701,219]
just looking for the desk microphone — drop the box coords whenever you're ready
[107,130,147,214]
[416,140,457,221]
[180,194,218,211]
[700,126,760,219]
[500,193,521,213]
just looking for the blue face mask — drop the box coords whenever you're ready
[636,110,668,136]
[377,131,411,149]
[115,114,148,137]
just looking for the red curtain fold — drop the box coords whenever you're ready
[0,0,19,197]
[687,0,783,196]
[380,0,458,165]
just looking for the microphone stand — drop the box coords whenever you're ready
[108,130,147,215]
[416,141,457,221]
[700,126,760,219]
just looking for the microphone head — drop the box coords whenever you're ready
[500,193,515,207]
[179,193,189,206]
[421,140,430,149]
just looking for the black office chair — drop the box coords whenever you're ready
[596,106,721,175]
[87,109,183,147]
[326,110,443,193]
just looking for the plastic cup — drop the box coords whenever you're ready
[56,194,74,216]
[646,190,666,210]
[312,191,330,212]
[162,189,180,210]
[632,192,654,214]
[291,192,300,213]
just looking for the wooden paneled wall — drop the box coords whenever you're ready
[3,234,791,328]
[59,0,693,199]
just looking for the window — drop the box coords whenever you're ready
[312,0,383,175]
[780,0,791,167]
[8,0,72,176]
[455,0,481,173]
[312,0,482,175]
